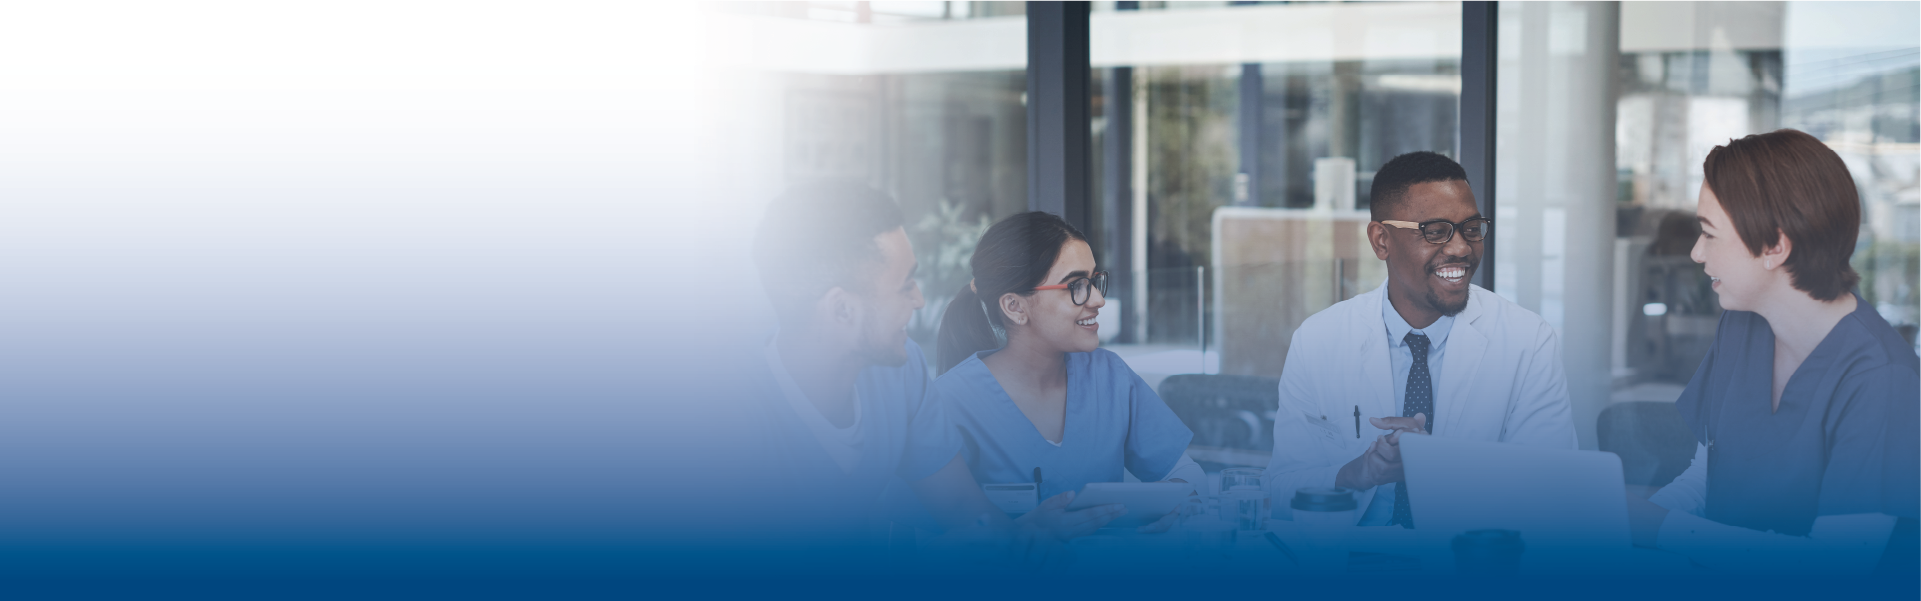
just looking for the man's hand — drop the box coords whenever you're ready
[1336,436,1400,489]
[1014,490,1125,541]
[1334,414,1427,490]
[1365,413,1429,465]
[1370,413,1428,442]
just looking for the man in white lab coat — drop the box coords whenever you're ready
[1263,152,1577,528]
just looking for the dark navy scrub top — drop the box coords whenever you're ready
[1675,293,1920,536]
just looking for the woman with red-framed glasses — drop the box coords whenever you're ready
[932,211,1201,532]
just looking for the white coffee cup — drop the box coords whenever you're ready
[1290,487,1359,569]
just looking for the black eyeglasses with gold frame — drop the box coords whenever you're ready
[1378,217,1493,245]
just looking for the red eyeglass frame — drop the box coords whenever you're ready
[1031,271,1109,305]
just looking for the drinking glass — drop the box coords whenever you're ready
[1219,467,1263,493]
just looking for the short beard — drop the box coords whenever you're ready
[1423,287,1469,317]
[1422,262,1474,317]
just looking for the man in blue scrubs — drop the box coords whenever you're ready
[729,182,1122,552]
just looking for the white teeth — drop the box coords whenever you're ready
[1077,319,1095,326]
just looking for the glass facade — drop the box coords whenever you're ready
[1497,1,1920,448]
[783,70,1031,350]
[1086,3,1460,384]
[712,2,1031,353]
[720,1,1026,23]
[727,0,1918,455]
[720,2,1469,393]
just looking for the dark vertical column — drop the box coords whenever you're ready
[1229,0,1262,208]
[1460,1,1498,291]
[1237,63,1263,207]
[1103,2,1137,342]
[1025,1,1092,230]
[1102,71,1134,281]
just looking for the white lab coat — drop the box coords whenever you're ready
[1263,283,1578,520]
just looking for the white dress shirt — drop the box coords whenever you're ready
[1364,298,1456,525]
[1264,282,1578,522]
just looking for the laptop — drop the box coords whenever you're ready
[1399,434,1632,553]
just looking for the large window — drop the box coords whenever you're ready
[1497,1,1920,448]
[710,2,1030,353]
[717,2,1463,466]
[717,2,1468,391]
[1087,2,1461,384]
[717,0,1919,457]
[781,69,1030,350]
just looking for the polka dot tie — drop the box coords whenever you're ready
[1391,332,1432,529]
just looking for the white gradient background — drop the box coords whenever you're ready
[9,4,1893,590]
[0,1,723,544]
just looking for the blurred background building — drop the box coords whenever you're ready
[709,1,1918,469]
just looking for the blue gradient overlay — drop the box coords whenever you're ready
[0,3,1912,598]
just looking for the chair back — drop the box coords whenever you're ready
[1595,401,1698,487]
[1156,374,1280,452]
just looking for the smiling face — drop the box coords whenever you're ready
[1691,184,1777,312]
[849,227,926,366]
[1369,179,1481,327]
[1001,239,1104,354]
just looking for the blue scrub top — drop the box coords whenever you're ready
[934,348,1193,500]
[733,338,962,535]
[1674,293,1920,536]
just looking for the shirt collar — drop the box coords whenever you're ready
[1381,290,1455,349]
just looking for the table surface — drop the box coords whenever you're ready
[1060,516,1702,577]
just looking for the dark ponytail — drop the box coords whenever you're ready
[935,211,1086,374]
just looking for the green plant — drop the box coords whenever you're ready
[906,197,994,349]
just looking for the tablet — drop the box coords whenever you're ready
[1066,482,1194,525]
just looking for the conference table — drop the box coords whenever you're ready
[1056,514,1704,577]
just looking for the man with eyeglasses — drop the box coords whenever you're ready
[1263,151,1577,528]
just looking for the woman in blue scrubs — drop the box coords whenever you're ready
[1629,129,1919,574]
[934,212,1201,531]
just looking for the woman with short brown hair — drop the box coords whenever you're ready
[1628,129,1918,575]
